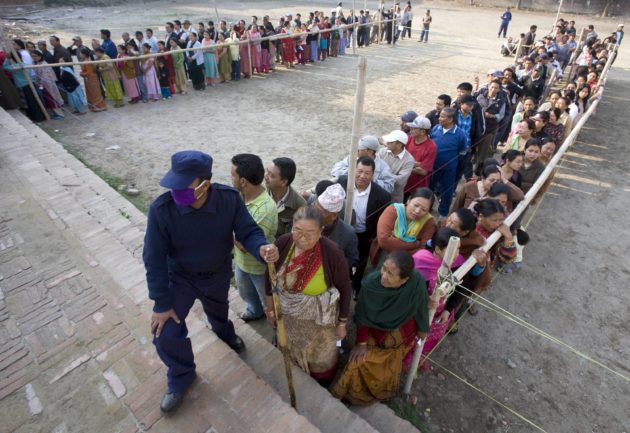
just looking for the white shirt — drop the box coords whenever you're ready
[187,40,204,65]
[378,148,415,203]
[353,183,371,233]
[146,36,159,53]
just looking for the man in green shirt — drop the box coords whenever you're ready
[231,154,278,321]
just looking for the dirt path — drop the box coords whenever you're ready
[5,1,630,432]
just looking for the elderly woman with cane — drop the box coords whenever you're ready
[265,205,352,386]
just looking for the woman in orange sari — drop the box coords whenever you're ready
[79,48,107,112]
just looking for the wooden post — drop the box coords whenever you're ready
[344,56,368,224]
[391,1,396,47]
[567,27,585,83]
[9,47,51,121]
[212,0,220,23]
[540,68,558,102]
[352,0,357,55]
[595,44,617,94]
[552,0,563,36]
[513,38,522,65]
[377,1,382,44]
[403,236,460,395]
[267,263,297,410]
[247,34,253,75]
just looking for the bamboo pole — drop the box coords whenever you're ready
[344,56,368,224]
[403,236,461,395]
[552,0,564,36]
[513,38,522,64]
[539,67,558,102]
[378,2,382,44]
[391,1,396,47]
[247,33,253,75]
[9,47,51,121]
[449,46,616,286]
[352,0,357,55]
[566,27,585,83]
[594,43,617,94]
[267,263,297,410]
[212,0,220,23]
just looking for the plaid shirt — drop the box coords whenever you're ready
[457,111,473,149]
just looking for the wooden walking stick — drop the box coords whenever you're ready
[403,236,460,395]
[267,263,298,410]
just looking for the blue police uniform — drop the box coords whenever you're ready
[143,151,268,393]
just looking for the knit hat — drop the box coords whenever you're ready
[318,184,346,213]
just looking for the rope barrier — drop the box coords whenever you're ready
[4,18,405,70]
[452,282,630,383]
[423,356,549,433]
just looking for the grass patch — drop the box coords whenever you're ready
[43,126,150,214]
[387,395,432,433]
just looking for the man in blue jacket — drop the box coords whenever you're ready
[430,107,468,219]
[143,150,279,414]
[498,7,512,38]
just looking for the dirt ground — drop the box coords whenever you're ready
[4,1,630,432]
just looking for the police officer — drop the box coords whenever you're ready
[143,150,279,413]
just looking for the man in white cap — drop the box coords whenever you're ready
[314,184,359,272]
[404,116,437,198]
[331,135,395,193]
[378,130,415,203]
[616,24,624,45]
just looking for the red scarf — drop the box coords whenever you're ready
[281,241,323,293]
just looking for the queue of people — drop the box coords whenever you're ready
[1,7,615,413]
[141,16,615,411]
[0,2,436,120]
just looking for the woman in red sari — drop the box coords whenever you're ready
[280,21,295,68]
[158,41,176,94]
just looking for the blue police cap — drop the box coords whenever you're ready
[159,150,213,190]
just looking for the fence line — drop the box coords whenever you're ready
[448,43,618,295]
[5,18,405,70]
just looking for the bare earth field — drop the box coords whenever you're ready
[4,1,630,432]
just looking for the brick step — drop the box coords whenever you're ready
[226,292,422,433]
[7,110,147,246]
[3,110,417,432]
[3,110,149,305]
[0,109,321,433]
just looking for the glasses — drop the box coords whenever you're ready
[291,227,320,238]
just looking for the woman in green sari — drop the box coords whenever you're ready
[331,250,430,405]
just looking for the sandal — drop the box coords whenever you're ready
[467,304,479,316]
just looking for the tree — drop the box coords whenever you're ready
[601,0,612,17]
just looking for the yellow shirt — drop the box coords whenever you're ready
[302,265,327,296]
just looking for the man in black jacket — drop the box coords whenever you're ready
[337,157,391,292]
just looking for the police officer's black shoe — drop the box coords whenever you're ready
[228,335,246,353]
[160,375,196,414]
[160,390,186,414]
